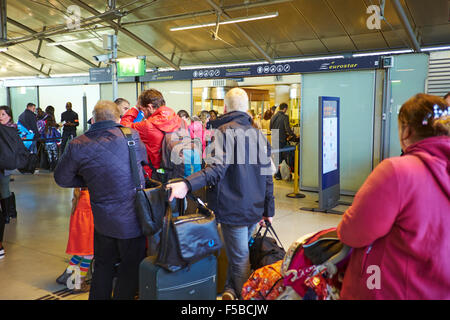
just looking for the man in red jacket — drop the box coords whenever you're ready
[120,89,182,178]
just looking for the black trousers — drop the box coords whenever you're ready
[60,131,76,155]
[89,230,146,300]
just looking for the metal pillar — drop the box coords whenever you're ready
[0,0,6,42]
[392,0,421,52]
[111,35,118,101]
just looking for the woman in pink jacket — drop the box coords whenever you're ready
[338,93,450,299]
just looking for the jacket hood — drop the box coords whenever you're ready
[210,111,252,129]
[404,136,450,198]
[149,105,182,133]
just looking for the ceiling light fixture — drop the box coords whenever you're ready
[170,12,278,31]
[0,47,8,52]
[352,49,413,57]
[46,38,101,46]
[275,55,345,63]
[421,45,450,52]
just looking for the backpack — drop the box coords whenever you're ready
[37,115,48,136]
[17,121,35,150]
[242,260,286,300]
[160,121,202,181]
[0,124,30,170]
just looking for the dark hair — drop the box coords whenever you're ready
[26,102,36,109]
[114,98,130,105]
[444,92,450,100]
[399,93,450,139]
[0,105,13,123]
[209,110,218,116]
[279,103,288,111]
[263,109,273,120]
[177,109,190,120]
[271,105,277,112]
[138,89,165,109]
[45,105,55,116]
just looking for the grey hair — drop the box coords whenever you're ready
[93,100,121,122]
[224,88,249,112]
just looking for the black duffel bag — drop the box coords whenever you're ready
[249,222,286,270]
[156,191,223,272]
[0,124,32,171]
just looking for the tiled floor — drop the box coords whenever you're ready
[0,171,351,300]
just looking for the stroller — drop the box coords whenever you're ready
[242,227,351,300]
[279,228,352,300]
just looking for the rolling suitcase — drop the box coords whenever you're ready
[139,255,217,300]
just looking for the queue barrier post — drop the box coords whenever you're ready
[286,144,306,199]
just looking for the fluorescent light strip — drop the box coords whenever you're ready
[181,61,268,70]
[46,38,100,46]
[352,49,413,57]
[275,55,345,63]
[421,45,450,52]
[170,12,278,31]
[0,47,8,52]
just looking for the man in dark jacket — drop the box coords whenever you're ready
[54,100,147,300]
[60,101,79,154]
[167,87,275,300]
[18,103,38,153]
[270,103,296,179]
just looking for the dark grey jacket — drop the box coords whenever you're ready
[54,120,147,239]
[18,109,39,137]
[186,111,275,226]
[270,111,294,146]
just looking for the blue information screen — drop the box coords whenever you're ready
[320,96,340,190]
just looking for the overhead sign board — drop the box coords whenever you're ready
[140,56,380,82]
[89,67,112,82]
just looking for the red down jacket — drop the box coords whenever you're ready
[120,106,182,177]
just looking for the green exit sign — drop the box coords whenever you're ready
[117,57,146,77]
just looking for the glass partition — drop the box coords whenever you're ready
[0,87,7,106]
[386,54,429,158]
[301,70,376,193]
[9,86,38,124]
[39,84,100,134]
[143,80,192,115]
[100,82,138,107]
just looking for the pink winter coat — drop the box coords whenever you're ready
[189,121,211,159]
[337,136,450,300]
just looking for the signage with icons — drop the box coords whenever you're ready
[117,57,146,77]
[140,56,380,82]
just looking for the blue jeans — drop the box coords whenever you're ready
[221,223,257,298]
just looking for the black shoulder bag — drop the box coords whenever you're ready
[120,127,165,236]
[156,184,223,272]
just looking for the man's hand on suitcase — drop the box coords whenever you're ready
[167,181,189,201]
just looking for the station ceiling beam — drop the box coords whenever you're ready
[391,0,421,52]
[70,0,180,70]
[1,52,49,77]
[7,18,97,69]
[205,0,275,64]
